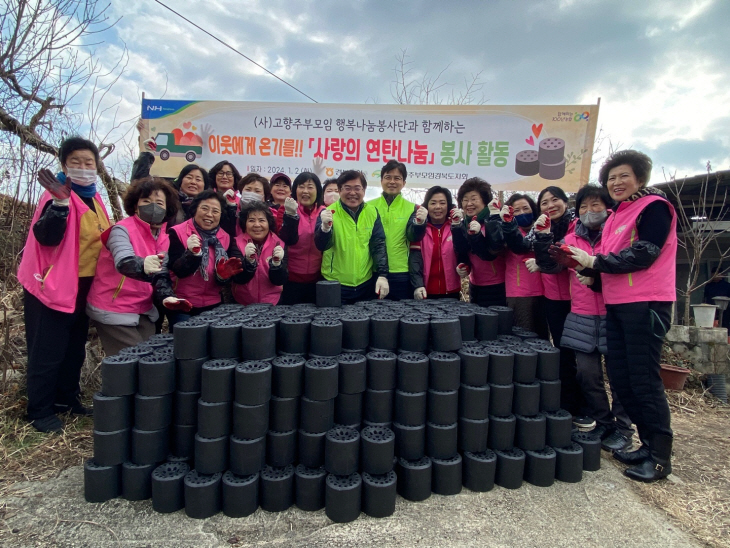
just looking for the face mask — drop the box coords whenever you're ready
[66,167,97,186]
[324,191,339,206]
[515,213,534,227]
[138,203,167,225]
[580,210,608,229]
[240,191,263,204]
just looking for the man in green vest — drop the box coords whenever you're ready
[315,170,389,304]
[368,160,423,300]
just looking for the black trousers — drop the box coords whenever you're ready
[605,301,673,440]
[279,280,317,305]
[341,276,377,305]
[469,282,507,308]
[386,272,412,301]
[24,282,91,420]
[542,297,583,416]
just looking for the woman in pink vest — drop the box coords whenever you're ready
[570,150,678,483]
[167,190,243,321]
[18,137,111,432]
[498,193,548,338]
[209,161,242,237]
[531,185,583,419]
[452,178,507,307]
[407,186,465,299]
[539,185,634,453]
[229,201,288,305]
[87,178,187,355]
[278,172,325,304]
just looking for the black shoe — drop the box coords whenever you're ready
[613,445,649,465]
[572,416,596,431]
[54,403,93,417]
[31,415,63,434]
[593,425,608,439]
[624,434,672,483]
[602,430,632,452]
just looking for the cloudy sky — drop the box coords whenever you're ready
[89,0,729,184]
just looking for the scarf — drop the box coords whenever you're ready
[57,172,97,199]
[179,191,194,219]
[625,186,666,202]
[193,221,227,281]
[525,208,576,244]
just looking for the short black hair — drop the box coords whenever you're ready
[175,164,210,191]
[457,177,493,208]
[422,186,454,211]
[506,193,539,218]
[322,178,338,193]
[239,172,271,201]
[599,150,652,188]
[59,136,100,168]
[209,161,241,191]
[292,172,323,206]
[575,184,613,211]
[238,200,277,234]
[122,177,180,221]
[336,170,368,190]
[537,185,569,207]
[188,189,226,221]
[381,160,407,181]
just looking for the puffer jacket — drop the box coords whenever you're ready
[561,312,607,354]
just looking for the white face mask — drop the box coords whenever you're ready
[66,167,97,186]
[324,191,339,206]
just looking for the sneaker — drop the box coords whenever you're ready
[593,425,608,439]
[31,415,63,434]
[54,403,93,417]
[572,416,596,431]
[602,430,633,452]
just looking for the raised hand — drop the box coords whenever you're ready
[535,214,551,234]
[284,196,298,216]
[271,245,284,266]
[37,169,71,203]
[244,242,257,263]
[320,209,334,232]
[187,234,202,255]
[414,205,428,225]
[215,257,243,279]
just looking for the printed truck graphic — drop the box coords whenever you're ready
[154,132,203,162]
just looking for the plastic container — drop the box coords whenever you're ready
[295,464,327,511]
[462,450,496,492]
[325,473,362,523]
[184,470,222,519]
[692,304,717,328]
[84,460,120,503]
[200,359,237,403]
[429,351,462,391]
[222,471,259,518]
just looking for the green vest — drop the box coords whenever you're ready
[321,200,378,287]
[368,194,414,274]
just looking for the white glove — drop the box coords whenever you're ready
[187,234,202,255]
[468,218,481,235]
[223,189,236,206]
[53,197,70,207]
[143,254,162,275]
[456,263,470,278]
[312,156,325,180]
[320,209,333,232]
[525,258,540,273]
[375,276,389,299]
[414,205,428,225]
[271,245,284,266]
[569,246,597,270]
[244,242,257,264]
[284,196,298,216]
[535,214,551,234]
[576,273,594,286]
[414,287,427,300]
[488,198,501,216]
[450,208,464,226]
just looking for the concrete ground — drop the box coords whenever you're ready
[1,454,699,548]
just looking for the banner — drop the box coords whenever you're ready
[139,100,600,192]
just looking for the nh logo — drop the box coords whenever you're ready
[146,105,162,111]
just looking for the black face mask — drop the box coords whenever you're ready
[515,213,534,227]
[138,203,166,225]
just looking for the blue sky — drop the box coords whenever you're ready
[87,0,729,185]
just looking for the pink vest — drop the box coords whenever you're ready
[170,219,231,308]
[287,204,324,283]
[600,195,677,305]
[232,231,285,305]
[18,191,110,313]
[541,219,575,301]
[87,215,169,314]
[564,232,606,315]
[421,223,460,293]
[504,227,543,298]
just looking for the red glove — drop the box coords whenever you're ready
[37,169,71,201]
[163,297,193,312]
[548,244,580,269]
[216,257,243,280]
[467,216,480,235]
[501,205,514,223]
[535,214,551,232]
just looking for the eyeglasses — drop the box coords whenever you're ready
[341,186,364,193]
[383,175,403,183]
[217,171,234,178]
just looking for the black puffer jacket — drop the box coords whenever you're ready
[561,312,607,354]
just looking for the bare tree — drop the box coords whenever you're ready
[391,49,486,106]
[664,163,730,325]
[0,0,132,225]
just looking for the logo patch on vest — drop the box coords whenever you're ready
[614,225,627,235]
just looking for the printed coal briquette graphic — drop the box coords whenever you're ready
[515,137,567,180]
